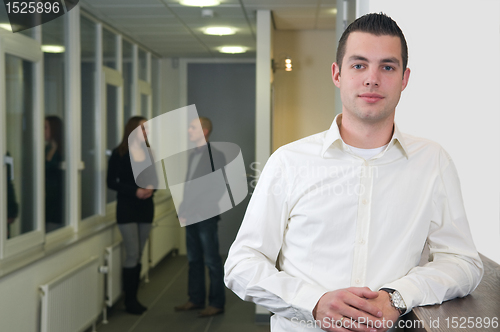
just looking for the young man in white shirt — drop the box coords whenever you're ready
[224,13,483,332]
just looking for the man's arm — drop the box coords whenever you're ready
[224,151,384,328]
[379,150,483,313]
[224,152,327,322]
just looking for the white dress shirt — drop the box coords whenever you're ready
[224,114,483,331]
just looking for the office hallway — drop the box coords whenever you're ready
[93,254,270,332]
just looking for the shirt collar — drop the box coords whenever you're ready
[321,113,409,159]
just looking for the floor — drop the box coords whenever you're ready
[91,254,271,332]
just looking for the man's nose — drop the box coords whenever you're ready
[364,69,380,87]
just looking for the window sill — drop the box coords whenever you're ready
[0,219,115,279]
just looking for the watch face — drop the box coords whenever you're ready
[392,291,406,309]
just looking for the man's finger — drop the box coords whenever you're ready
[347,287,379,299]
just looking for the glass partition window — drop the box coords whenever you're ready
[106,84,120,203]
[81,15,98,220]
[140,94,149,118]
[122,40,133,125]
[152,57,161,117]
[139,49,147,81]
[103,28,117,69]
[42,16,66,233]
[5,54,35,239]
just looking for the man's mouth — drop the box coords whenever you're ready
[359,93,384,103]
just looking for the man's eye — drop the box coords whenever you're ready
[353,64,363,69]
[383,66,394,71]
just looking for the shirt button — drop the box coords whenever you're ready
[358,239,365,244]
[355,278,361,284]
[362,199,368,205]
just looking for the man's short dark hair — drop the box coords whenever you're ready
[336,13,408,75]
[199,117,212,136]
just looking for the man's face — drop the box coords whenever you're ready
[188,119,205,143]
[332,32,410,124]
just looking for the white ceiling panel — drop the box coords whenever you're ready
[89,5,173,17]
[80,0,337,57]
[85,0,163,4]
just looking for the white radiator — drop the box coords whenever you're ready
[105,242,122,307]
[40,256,102,332]
[149,209,178,267]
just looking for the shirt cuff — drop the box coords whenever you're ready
[290,283,329,322]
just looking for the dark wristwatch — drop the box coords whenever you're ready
[381,288,407,315]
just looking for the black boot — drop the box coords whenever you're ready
[122,266,146,315]
[135,264,147,311]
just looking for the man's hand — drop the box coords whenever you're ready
[363,290,400,332]
[313,287,383,332]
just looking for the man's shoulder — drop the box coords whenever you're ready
[400,132,451,160]
[274,131,328,156]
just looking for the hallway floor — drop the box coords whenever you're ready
[92,254,270,332]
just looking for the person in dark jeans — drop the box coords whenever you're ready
[175,117,226,317]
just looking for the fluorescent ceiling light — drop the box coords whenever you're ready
[203,27,236,36]
[331,8,338,15]
[180,0,220,7]
[0,24,12,31]
[42,45,65,53]
[219,46,247,54]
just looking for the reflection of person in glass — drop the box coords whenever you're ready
[175,117,226,317]
[45,115,64,232]
[6,152,19,239]
[107,116,155,315]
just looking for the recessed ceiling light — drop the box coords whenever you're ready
[331,8,338,15]
[0,24,12,31]
[203,27,236,36]
[41,45,65,53]
[180,0,220,7]
[219,46,247,54]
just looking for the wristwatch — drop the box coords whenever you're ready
[381,288,407,315]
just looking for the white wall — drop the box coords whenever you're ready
[359,0,500,263]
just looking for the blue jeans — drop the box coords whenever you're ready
[186,217,225,309]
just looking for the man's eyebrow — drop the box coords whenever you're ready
[348,55,369,62]
[380,57,400,66]
[347,55,401,66]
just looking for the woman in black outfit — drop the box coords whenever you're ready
[107,116,155,315]
[45,115,64,232]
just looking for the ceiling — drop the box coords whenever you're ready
[79,0,337,58]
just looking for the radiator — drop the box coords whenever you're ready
[149,209,178,267]
[105,242,122,307]
[40,256,102,332]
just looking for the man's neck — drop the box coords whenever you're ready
[339,112,394,149]
[194,139,208,148]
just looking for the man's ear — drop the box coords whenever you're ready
[332,62,341,88]
[401,67,411,91]
[203,128,210,138]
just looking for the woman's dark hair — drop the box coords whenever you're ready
[45,115,63,156]
[118,116,147,156]
[336,12,408,75]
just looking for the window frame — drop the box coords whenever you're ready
[0,28,44,258]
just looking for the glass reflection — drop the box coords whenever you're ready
[81,15,98,220]
[43,16,66,232]
[141,94,148,118]
[44,116,64,231]
[123,40,133,125]
[106,84,119,203]
[5,54,35,238]
[103,28,117,69]
[139,49,147,81]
